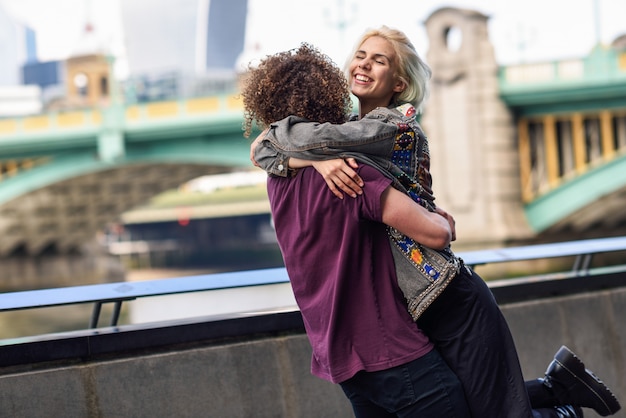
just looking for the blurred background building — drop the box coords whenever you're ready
[0,1,624,290]
[0,0,248,113]
[0,3,41,115]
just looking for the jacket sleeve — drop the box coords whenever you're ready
[253,114,399,176]
[253,137,292,177]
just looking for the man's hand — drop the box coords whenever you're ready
[435,207,456,242]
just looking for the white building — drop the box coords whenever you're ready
[120,0,247,76]
[0,85,42,116]
[0,3,27,86]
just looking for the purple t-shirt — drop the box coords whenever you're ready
[267,164,433,384]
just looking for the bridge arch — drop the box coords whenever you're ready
[0,136,255,257]
[525,152,626,233]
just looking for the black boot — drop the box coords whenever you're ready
[543,346,621,416]
[554,405,584,418]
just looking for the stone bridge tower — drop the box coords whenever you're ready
[421,7,533,249]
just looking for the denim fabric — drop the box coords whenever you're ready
[339,349,471,418]
[255,107,416,193]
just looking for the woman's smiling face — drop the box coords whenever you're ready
[348,35,406,113]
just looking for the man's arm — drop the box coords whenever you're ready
[380,186,452,250]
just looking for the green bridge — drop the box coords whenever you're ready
[0,15,625,263]
[0,94,253,257]
[499,45,626,233]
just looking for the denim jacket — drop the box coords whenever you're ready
[254,106,436,208]
[254,105,460,320]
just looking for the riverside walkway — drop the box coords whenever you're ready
[0,236,625,417]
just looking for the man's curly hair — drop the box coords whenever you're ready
[241,43,353,138]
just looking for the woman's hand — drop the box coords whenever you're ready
[249,128,269,167]
[435,207,456,242]
[312,158,364,199]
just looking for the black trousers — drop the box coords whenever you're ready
[340,349,471,418]
[418,266,562,418]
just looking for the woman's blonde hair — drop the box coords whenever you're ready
[345,26,431,113]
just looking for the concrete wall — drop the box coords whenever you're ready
[1,287,624,418]
[504,288,626,418]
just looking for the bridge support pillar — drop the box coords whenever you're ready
[99,98,125,162]
[422,8,534,249]
[98,129,125,162]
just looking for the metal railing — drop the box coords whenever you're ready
[1,236,626,330]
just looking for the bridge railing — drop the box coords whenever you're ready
[499,47,626,91]
[1,236,625,334]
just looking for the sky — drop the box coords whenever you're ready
[1,0,625,77]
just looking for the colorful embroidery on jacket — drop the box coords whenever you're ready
[389,104,441,279]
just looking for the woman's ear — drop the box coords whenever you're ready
[393,79,406,93]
